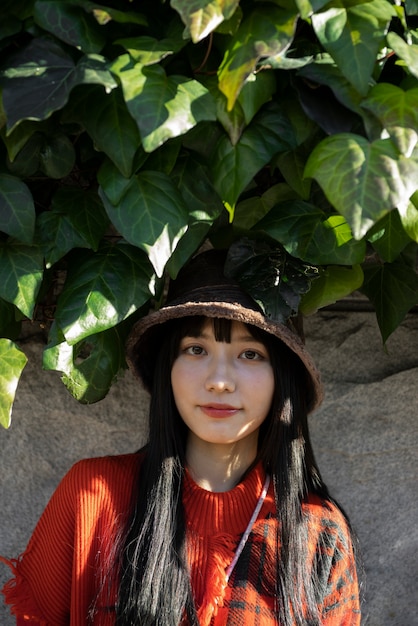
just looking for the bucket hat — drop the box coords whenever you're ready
[126,248,323,412]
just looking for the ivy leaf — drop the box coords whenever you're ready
[0,339,27,428]
[362,259,418,343]
[6,130,75,179]
[99,170,189,277]
[0,299,22,340]
[36,187,109,267]
[206,70,276,145]
[54,242,159,344]
[312,0,395,95]
[88,3,147,26]
[1,38,118,130]
[218,6,298,110]
[368,209,412,262]
[2,119,46,162]
[305,134,418,239]
[294,0,330,20]
[171,0,240,42]
[234,184,297,231]
[255,200,366,265]
[111,56,216,152]
[362,84,418,156]
[387,32,418,80]
[97,158,134,206]
[0,173,35,243]
[224,238,319,323]
[212,103,296,207]
[114,35,181,65]
[43,322,127,403]
[0,240,43,318]
[34,0,106,54]
[297,55,363,117]
[166,155,224,277]
[399,193,418,243]
[300,265,364,316]
[39,134,76,179]
[65,85,141,177]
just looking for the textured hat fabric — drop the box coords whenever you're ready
[126,249,323,411]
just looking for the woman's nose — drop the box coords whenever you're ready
[205,356,236,392]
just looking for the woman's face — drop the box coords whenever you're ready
[171,319,275,451]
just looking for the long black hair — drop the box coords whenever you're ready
[114,316,352,626]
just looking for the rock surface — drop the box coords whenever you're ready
[1,310,417,625]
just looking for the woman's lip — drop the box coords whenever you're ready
[199,404,240,418]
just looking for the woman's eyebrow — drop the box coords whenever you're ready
[235,333,264,343]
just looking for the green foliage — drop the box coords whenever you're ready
[0,0,417,425]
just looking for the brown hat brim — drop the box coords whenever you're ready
[126,299,323,412]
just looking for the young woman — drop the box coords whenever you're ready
[1,248,361,625]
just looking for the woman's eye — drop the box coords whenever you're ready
[241,349,262,360]
[185,345,205,356]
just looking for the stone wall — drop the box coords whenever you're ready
[1,310,417,625]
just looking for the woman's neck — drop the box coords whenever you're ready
[186,434,258,492]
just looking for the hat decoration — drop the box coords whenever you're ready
[224,238,320,324]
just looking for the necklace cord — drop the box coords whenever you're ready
[225,474,271,582]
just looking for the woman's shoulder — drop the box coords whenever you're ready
[56,451,144,501]
[303,493,352,539]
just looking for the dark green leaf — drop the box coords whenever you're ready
[43,322,127,403]
[224,238,319,323]
[312,0,395,95]
[36,187,109,267]
[1,38,117,130]
[0,299,21,340]
[234,184,297,231]
[212,103,296,207]
[66,85,140,177]
[275,148,312,200]
[256,200,366,265]
[218,6,298,109]
[387,32,418,80]
[399,193,418,243]
[297,55,363,116]
[0,240,43,318]
[368,210,412,262]
[54,242,158,344]
[143,139,182,176]
[362,259,418,342]
[39,134,76,178]
[362,84,418,156]
[2,119,47,162]
[114,36,179,64]
[166,155,224,277]
[207,70,276,145]
[0,16,22,41]
[0,338,27,428]
[34,0,106,54]
[97,158,134,206]
[111,56,217,152]
[294,0,330,20]
[305,134,418,239]
[300,264,364,315]
[0,173,35,243]
[406,0,418,14]
[99,170,189,277]
[171,0,240,42]
[88,4,147,26]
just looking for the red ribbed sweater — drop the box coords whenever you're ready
[1,453,360,625]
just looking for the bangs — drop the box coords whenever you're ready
[176,316,271,347]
